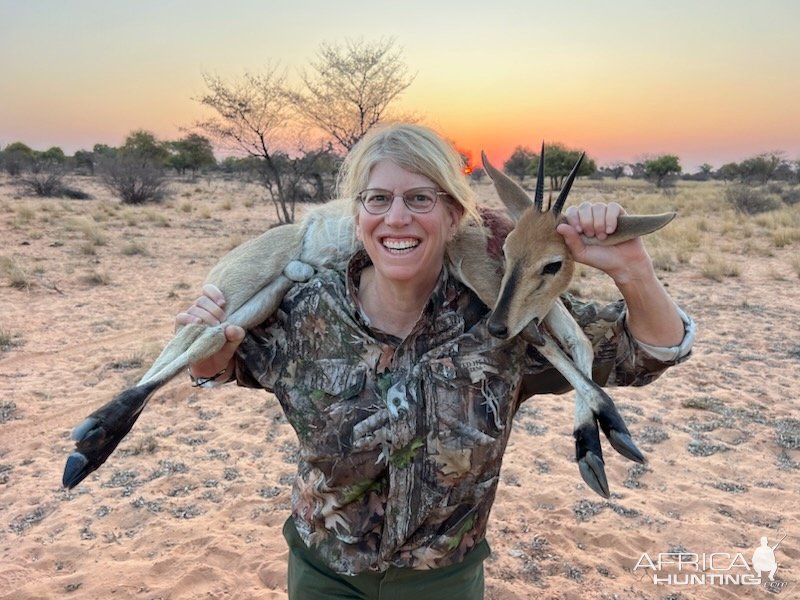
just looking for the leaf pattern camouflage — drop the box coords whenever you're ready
[232,249,691,575]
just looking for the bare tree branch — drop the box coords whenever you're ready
[290,38,416,152]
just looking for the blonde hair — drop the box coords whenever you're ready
[335,123,480,225]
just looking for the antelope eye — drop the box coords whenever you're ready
[542,261,562,275]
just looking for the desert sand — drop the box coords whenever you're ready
[1,174,797,599]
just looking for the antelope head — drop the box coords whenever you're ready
[483,144,676,344]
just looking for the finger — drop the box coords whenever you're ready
[605,202,622,235]
[556,222,586,260]
[563,206,581,231]
[577,202,595,237]
[175,311,202,326]
[591,204,608,240]
[193,295,226,323]
[225,325,245,344]
[202,283,226,307]
[184,303,222,326]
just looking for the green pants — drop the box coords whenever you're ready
[283,518,490,600]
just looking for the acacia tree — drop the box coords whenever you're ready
[196,67,333,223]
[738,152,784,184]
[715,162,739,181]
[503,147,535,181]
[196,39,415,223]
[73,150,96,175]
[1,142,34,176]
[119,130,170,166]
[644,154,681,187]
[167,133,216,175]
[604,161,627,179]
[534,144,597,189]
[290,38,415,152]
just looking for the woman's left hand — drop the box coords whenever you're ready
[556,202,653,284]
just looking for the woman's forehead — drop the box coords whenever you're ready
[366,160,437,189]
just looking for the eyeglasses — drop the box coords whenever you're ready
[357,187,448,215]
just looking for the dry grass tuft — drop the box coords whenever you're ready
[701,255,741,281]
[121,434,160,456]
[121,241,150,256]
[64,215,107,246]
[142,209,170,227]
[0,255,32,289]
[13,205,36,226]
[81,270,112,286]
[650,249,678,272]
[791,256,800,278]
[109,352,145,371]
[122,210,140,226]
[79,241,98,256]
[0,329,24,351]
[772,229,800,248]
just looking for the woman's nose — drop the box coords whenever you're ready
[383,195,412,225]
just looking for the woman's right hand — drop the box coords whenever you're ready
[176,284,245,380]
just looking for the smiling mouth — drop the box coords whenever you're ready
[381,238,420,253]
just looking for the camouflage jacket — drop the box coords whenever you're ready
[232,249,691,575]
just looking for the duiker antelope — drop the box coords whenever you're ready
[479,147,675,496]
[62,147,674,499]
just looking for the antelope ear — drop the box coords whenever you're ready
[582,212,677,246]
[481,151,532,221]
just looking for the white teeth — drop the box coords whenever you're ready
[383,239,419,250]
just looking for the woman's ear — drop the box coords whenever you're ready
[447,203,463,240]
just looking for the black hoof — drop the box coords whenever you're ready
[71,417,101,442]
[593,394,646,464]
[62,452,90,489]
[574,421,610,497]
[61,379,161,489]
[608,430,645,464]
[578,451,610,498]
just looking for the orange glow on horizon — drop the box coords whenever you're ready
[1,2,798,174]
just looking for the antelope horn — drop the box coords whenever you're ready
[552,152,585,215]
[582,212,677,246]
[534,141,545,211]
[481,151,533,221]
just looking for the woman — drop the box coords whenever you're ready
[178,124,693,599]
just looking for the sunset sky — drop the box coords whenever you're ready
[1,0,798,172]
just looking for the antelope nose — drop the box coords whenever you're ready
[487,320,508,339]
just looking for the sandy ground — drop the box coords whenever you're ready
[1,174,798,599]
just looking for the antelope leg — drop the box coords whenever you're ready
[62,202,334,490]
[521,323,608,497]
[542,303,645,464]
[63,378,163,488]
[522,330,642,497]
[63,275,297,489]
